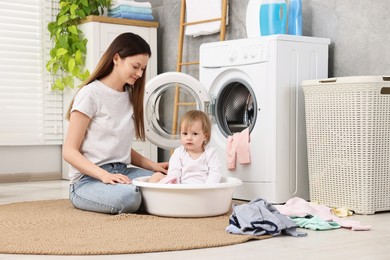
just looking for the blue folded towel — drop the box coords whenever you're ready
[108,12,154,21]
[109,5,152,15]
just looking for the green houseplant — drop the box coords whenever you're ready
[46,0,111,90]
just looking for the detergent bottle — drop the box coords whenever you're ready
[246,0,287,37]
[260,0,287,36]
[287,0,302,35]
[246,0,262,37]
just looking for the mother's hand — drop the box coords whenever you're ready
[101,173,131,185]
[153,162,169,174]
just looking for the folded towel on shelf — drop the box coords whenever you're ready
[109,5,152,15]
[111,0,152,9]
[108,11,154,21]
[185,0,228,37]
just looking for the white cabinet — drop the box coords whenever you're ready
[79,16,158,83]
[62,16,159,179]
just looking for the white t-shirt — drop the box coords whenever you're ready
[167,145,222,184]
[69,80,134,184]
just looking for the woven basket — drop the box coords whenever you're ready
[302,76,390,214]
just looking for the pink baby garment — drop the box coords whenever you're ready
[158,175,179,184]
[226,127,251,170]
[274,197,371,231]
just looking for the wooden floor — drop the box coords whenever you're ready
[0,180,389,260]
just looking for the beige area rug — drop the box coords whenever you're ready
[0,199,269,255]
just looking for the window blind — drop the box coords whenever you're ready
[0,0,62,145]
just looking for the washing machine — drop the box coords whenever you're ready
[144,34,330,203]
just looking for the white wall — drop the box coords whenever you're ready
[0,145,62,181]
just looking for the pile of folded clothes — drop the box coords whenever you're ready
[108,0,154,21]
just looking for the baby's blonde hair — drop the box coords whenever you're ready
[180,110,212,144]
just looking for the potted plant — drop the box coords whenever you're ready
[46,0,111,90]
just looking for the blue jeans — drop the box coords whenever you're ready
[69,163,152,214]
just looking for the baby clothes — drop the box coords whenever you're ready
[291,216,341,231]
[274,197,371,231]
[226,127,251,170]
[226,198,307,237]
[158,174,179,184]
[159,145,221,184]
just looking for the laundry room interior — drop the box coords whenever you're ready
[0,0,389,259]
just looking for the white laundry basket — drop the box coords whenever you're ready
[302,76,390,214]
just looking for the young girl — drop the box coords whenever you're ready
[63,33,168,214]
[149,110,222,184]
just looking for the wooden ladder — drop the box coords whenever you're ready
[171,0,228,138]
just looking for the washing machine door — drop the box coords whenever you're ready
[144,72,211,150]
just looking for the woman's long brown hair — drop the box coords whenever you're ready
[66,32,151,141]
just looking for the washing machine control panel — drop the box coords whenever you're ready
[227,44,265,66]
[200,39,268,68]
[240,44,265,62]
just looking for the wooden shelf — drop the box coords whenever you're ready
[80,15,159,28]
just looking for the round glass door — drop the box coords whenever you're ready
[214,81,257,137]
[144,72,211,149]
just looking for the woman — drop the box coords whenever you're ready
[63,33,168,214]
